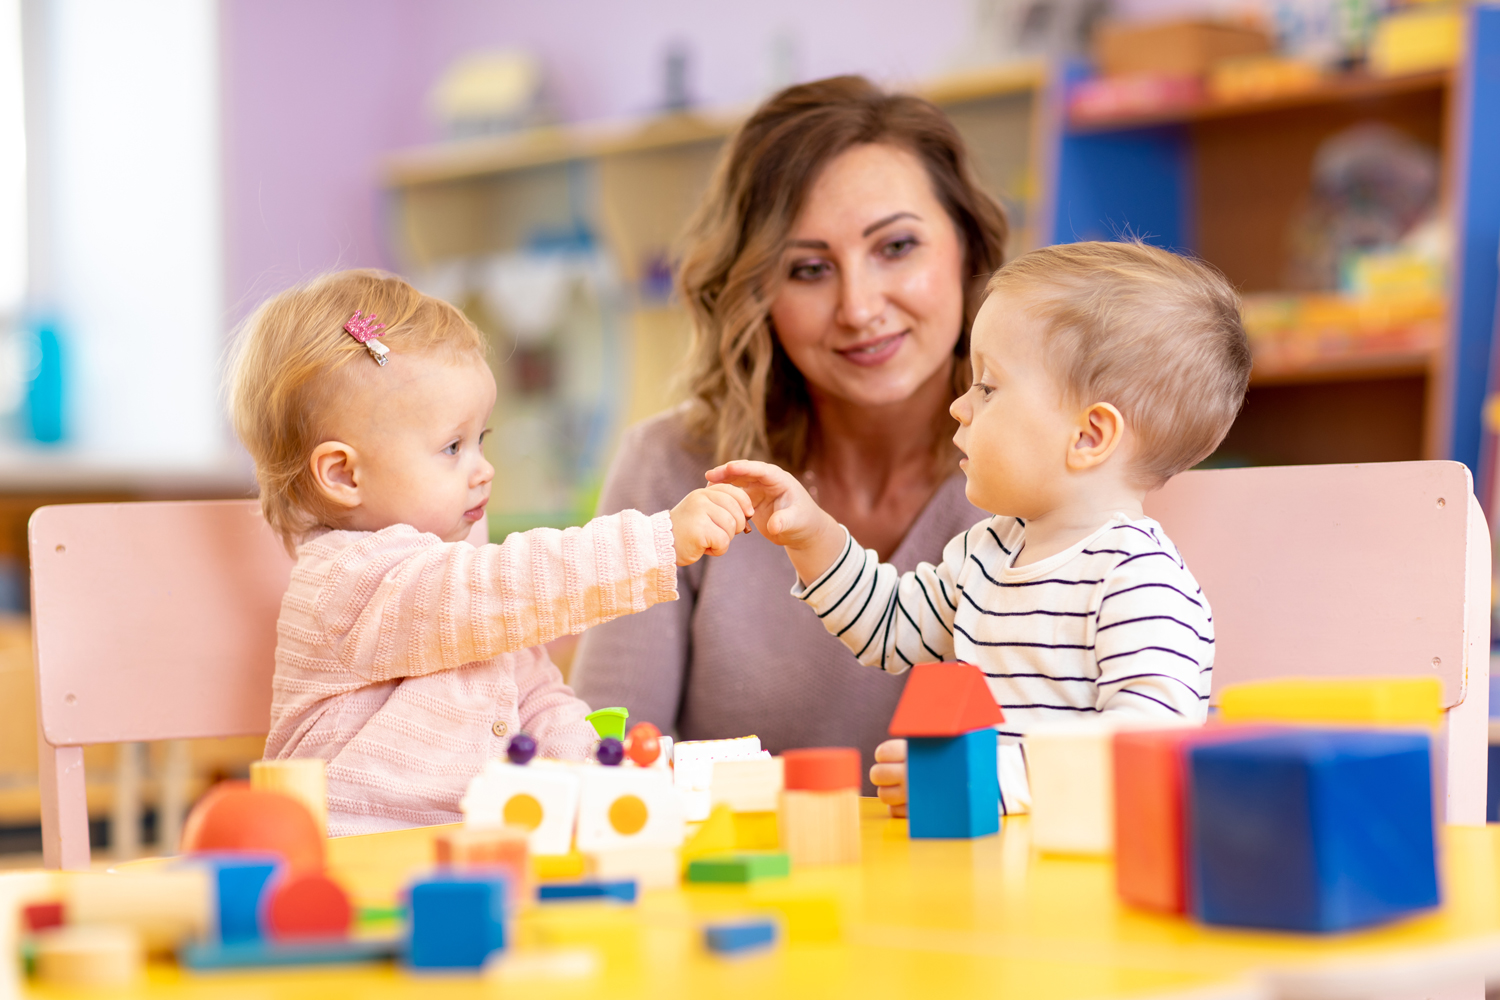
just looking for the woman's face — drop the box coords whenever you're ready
[769,142,967,410]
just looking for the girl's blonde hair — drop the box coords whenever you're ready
[225,269,486,548]
[678,75,1009,472]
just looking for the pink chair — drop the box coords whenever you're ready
[1144,460,1492,824]
[29,500,487,869]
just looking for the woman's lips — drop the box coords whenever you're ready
[463,502,488,522]
[835,331,907,367]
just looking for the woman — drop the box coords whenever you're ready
[571,76,1008,789]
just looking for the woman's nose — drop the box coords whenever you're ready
[836,263,885,330]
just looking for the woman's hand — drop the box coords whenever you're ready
[670,483,754,566]
[705,460,846,584]
[871,738,908,818]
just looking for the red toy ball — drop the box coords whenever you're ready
[268,872,352,940]
[181,782,324,875]
[625,722,662,767]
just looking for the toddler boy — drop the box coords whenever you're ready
[709,240,1251,814]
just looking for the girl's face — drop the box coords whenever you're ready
[316,351,497,543]
[768,142,967,410]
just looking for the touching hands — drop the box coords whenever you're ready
[704,460,846,584]
[870,738,908,818]
[670,484,755,566]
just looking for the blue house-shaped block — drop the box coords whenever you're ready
[1188,729,1439,932]
[888,662,1004,840]
[408,874,509,969]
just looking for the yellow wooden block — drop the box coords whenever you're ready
[732,810,780,850]
[33,925,143,988]
[1217,676,1443,727]
[747,889,841,943]
[531,850,586,881]
[516,901,640,962]
[680,803,737,862]
[779,788,860,866]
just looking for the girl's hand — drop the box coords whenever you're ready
[705,460,845,583]
[670,484,754,566]
[870,738,908,818]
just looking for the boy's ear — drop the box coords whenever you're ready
[1067,402,1127,471]
[310,441,361,510]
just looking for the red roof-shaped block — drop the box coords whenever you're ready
[888,662,1003,737]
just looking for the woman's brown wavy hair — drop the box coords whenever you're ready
[678,75,1009,471]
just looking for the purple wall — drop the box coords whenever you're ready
[221,0,971,320]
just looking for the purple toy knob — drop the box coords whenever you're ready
[596,737,625,766]
[507,732,537,765]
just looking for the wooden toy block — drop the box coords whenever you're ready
[250,758,329,836]
[181,782,325,875]
[586,706,629,740]
[267,872,352,939]
[681,803,738,862]
[66,870,213,954]
[1217,677,1444,727]
[889,663,1003,840]
[1024,723,1116,856]
[888,662,1004,737]
[22,902,64,932]
[585,846,680,890]
[515,900,639,963]
[731,811,780,850]
[779,789,860,866]
[574,763,685,852]
[781,747,862,791]
[536,878,637,904]
[905,730,999,839]
[1189,729,1439,932]
[531,851,586,881]
[179,937,398,970]
[179,853,282,944]
[673,736,768,820]
[33,925,143,988]
[711,756,785,812]
[408,874,509,969]
[746,889,841,943]
[435,825,530,889]
[486,947,600,982]
[686,852,791,883]
[704,917,779,954]
[460,759,582,856]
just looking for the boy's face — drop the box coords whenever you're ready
[325,351,498,543]
[950,291,1078,519]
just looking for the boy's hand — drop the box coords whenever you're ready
[705,460,845,584]
[870,739,907,818]
[670,484,754,566]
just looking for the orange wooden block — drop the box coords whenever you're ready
[435,826,530,896]
[781,748,861,792]
[267,872,351,940]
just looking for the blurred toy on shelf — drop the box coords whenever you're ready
[1207,54,1323,101]
[1369,4,1464,75]
[1095,19,1273,77]
[430,49,550,139]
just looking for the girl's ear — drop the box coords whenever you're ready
[1067,402,1126,472]
[310,441,361,510]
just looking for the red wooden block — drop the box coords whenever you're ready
[1114,724,1275,913]
[782,748,861,791]
[267,872,351,940]
[888,662,1003,737]
[22,902,65,932]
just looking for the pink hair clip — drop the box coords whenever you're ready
[344,311,390,366]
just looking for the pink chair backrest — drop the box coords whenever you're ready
[30,500,293,746]
[1143,461,1482,709]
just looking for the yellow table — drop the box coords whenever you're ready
[18,799,1500,999]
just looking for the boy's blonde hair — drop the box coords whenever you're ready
[226,269,487,547]
[987,241,1250,488]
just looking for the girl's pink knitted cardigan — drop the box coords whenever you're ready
[263,509,677,835]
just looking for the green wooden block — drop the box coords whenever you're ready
[687,852,791,883]
[586,707,629,741]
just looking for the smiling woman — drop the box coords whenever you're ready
[571,77,1010,784]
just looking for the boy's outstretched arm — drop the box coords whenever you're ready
[705,460,846,582]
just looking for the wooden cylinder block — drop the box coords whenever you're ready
[778,788,860,866]
[251,759,329,836]
[34,925,144,988]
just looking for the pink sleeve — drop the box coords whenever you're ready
[515,646,602,761]
[320,509,677,682]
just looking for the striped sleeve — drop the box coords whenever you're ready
[792,523,971,674]
[1092,540,1213,721]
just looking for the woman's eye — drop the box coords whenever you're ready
[789,259,830,281]
[880,236,918,259]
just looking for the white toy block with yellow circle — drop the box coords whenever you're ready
[460,759,581,856]
[574,766,685,853]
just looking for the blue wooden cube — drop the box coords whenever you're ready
[407,874,509,969]
[181,852,282,944]
[906,729,999,839]
[704,918,778,954]
[1188,729,1439,932]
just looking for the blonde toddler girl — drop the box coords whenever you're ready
[227,270,752,835]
